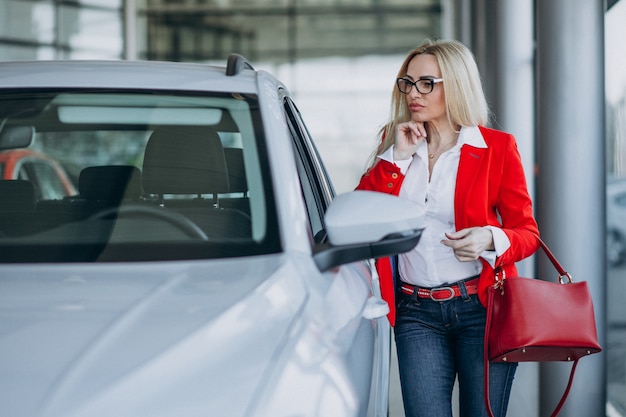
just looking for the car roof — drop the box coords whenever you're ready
[0,59,263,94]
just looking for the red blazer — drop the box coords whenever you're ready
[356,126,539,325]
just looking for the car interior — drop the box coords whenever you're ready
[0,91,280,262]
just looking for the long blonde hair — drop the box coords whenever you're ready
[370,39,490,164]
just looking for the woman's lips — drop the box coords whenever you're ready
[409,103,424,112]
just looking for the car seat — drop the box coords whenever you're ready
[142,125,250,239]
[0,179,37,236]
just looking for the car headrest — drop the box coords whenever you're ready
[0,180,36,212]
[79,165,143,201]
[142,126,230,195]
[223,148,247,193]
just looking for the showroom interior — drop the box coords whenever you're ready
[1,0,624,416]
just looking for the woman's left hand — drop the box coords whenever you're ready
[441,227,495,262]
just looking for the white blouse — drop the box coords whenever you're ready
[378,126,510,288]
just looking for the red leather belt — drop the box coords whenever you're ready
[400,277,480,301]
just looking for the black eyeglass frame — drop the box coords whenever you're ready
[396,77,444,95]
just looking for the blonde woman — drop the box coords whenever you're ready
[357,39,539,416]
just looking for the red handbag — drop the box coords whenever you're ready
[483,238,602,417]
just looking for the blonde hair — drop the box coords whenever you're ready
[372,39,490,160]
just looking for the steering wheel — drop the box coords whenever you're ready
[90,204,209,241]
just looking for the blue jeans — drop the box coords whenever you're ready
[394,281,517,417]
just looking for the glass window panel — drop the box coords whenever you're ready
[137,0,441,62]
[0,44,55,61]
[17,160,69,200]
[75,0,122,7]
[65,49,122,60]
[0,90,279,262]
[0,0,54,43]
[605,0,626,414]
[59,6,122,55]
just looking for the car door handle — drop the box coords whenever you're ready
[362,296,390,320]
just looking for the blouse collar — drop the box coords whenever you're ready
[458,125,488,149]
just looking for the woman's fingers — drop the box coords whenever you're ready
[441,228,495,261]
[399,121,426,143]
[412,122,427,138]
[393,121,426,160]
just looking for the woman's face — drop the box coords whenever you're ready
[403,54,447,126]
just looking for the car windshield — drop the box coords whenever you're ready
[0,90,280,262]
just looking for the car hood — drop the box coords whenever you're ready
[0,254,308,417]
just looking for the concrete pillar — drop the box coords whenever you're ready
[488,2,539,417]
[536,1,606,416]
[475,2,539,416]
[457,2,538,415]
[123,0,137,60]
[478,0,536,230]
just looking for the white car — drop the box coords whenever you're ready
[0,57,424,417]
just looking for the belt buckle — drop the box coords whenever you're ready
[430,286,455,301]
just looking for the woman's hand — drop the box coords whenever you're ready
[441,227,495,262]
[394,121,427,160]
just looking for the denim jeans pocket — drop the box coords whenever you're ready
[396,294,420,311]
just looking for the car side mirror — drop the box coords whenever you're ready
[314,190,425,271]
[0,125,34,150]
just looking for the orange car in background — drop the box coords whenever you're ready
[0,148,76,200]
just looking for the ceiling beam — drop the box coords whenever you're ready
[143,4,442,18]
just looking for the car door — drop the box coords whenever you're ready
[283,94,390,417]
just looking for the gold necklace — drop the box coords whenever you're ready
[428,138,458,159]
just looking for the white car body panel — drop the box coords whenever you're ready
[0,61,258,93]
[255,71,314,255]
[326,191,426,245]
[1,253,376,417]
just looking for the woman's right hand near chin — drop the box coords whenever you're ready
[394,121,426,160]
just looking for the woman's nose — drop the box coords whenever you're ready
[409,86,422,98]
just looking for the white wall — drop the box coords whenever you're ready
[259,55,405,194]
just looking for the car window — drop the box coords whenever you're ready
[284,96,335,244]
[17,159,68,200]
[0,90,281,262]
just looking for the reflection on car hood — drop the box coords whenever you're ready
[0,254,308,417]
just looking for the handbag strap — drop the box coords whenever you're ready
[483,285,579,417]
[496,237,572,285]
[537,237,570,280]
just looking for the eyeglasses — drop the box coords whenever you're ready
[396,77,444,95]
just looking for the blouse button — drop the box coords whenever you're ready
[391,173,399,179]
[386,183,393,188]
